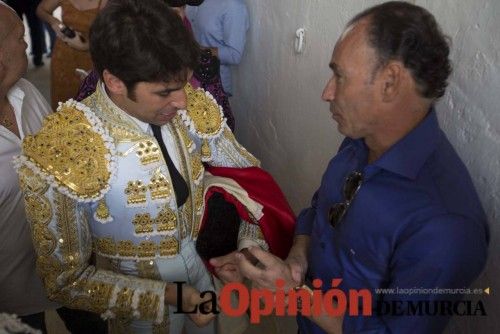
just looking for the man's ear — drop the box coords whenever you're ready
[379,61,403,103]
[102,69,127,96]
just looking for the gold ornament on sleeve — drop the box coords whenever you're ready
[178,84,226,162]
[95,198,112,223]
[20,103,114,200]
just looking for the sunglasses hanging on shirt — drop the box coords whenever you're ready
[328,171,363,228]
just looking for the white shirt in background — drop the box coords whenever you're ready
[0,78,58,315]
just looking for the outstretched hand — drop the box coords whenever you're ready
[236,247,300,291]
[210,251,244,284]
[181,284,216,327]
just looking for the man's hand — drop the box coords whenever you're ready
[65,32,89,51]
[165,283,216,328]
[180,284,216,327]
[210,251,244,284]
[285,235,310,284]
[236,247,300,291]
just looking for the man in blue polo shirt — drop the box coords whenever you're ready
[234,2,489,333]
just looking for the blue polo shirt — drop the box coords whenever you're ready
[296,110,489,333]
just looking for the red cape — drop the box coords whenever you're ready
[201,166,296,260]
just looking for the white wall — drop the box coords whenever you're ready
[233,0,499,332]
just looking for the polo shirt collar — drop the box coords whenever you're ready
[373,108,441,180]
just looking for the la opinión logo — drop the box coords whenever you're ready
[174,278,372,323]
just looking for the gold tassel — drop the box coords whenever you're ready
[201,138,211,161]
[96,199,110,221]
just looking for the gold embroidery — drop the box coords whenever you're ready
[177,123,194,152]
[125,181,147,206]
[138,291,160,319]
[194,186,204,215]
[238,221,269,251]
[36,255,63,296]
[132,213,154,235]
[95,237,180,258]
[155,207,177,233]
[117,240,138,258]
[114,287,134,314]
[148,170,172,201]
[18,166,49,194]
[95,238,117,256]
[201,139,211,161]
[191,154,203,183]
[84,281,115,314]
[24,193,52,226]
[22,104,112,199]
[32,222,57,256]
[96,199,111,221]
[54,192,80,265]
[185,84,224,136]
[191,185,205,238]
[223,128,261,167]
[23,188,57,256]
[159,237,179,257]
[136,140,161,165]
[109,127,145,143]
[138,241,156,258]
[84,84,143,136]
[170,120,194,239]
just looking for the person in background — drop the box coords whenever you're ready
[0,2,57,332]
[43,22,56,57]
[36,0,107,109]
[236,2,489,334]
[6,0,45,67]
[186,0,249,97]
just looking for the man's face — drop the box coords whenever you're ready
[120,79,189,126]
[0,8,28,88]
[321,21,382,139]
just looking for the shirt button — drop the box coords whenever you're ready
[320,242,325,249]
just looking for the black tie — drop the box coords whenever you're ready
[151,124,189,207]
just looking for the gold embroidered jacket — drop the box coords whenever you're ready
[15,83,263,324]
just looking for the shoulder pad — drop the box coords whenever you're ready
[179,84,225,139]
[20,100,115,201]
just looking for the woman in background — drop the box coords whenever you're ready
[37,0,107,109]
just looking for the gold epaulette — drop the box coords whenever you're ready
[178,84,226,161]
[18,100,116,202]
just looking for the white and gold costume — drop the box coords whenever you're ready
[15,83,265,333]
